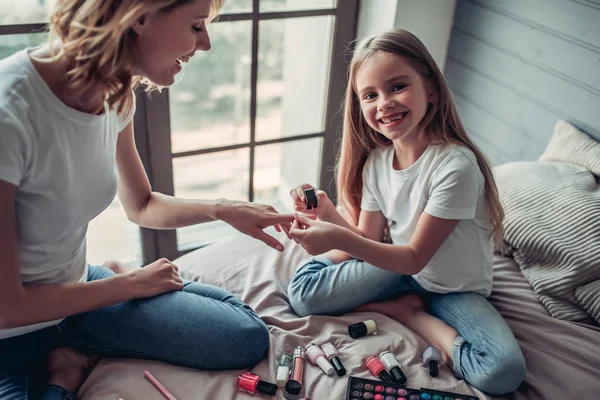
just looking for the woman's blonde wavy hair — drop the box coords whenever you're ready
[46,0,223,115]
[337,29,504,243]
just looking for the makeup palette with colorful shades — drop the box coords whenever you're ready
[346,377,479,400]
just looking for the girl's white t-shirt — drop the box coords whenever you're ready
[361,144,493,296]
[0,48,134,339]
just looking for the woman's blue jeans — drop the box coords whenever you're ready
[287,257,526,396]
[0,265,270,399]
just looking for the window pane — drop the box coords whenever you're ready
[220,0,252,14]
[0,0,55,25]
[256,16,333,141]
[0,33,47,60]
[169,21,252,154]
[173,149,249,250]
[86,197,142,267]
[260,0,336,12]
[254,138,323,213]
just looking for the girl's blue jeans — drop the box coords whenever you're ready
[288,257,526,396]
[0,265,270,399]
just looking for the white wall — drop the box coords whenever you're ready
[356,0,457,70]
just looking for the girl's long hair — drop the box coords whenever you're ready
[336,29,504,242]
[45,0,223,115]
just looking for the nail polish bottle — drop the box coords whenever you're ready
[321,342,346,376]
[276,352,293,387]
[306,344,334,376]
[379,351,407,384]
[348,319,377,338]
[365,355,394,383]
[422,346,442,377]
[237,371,278,396]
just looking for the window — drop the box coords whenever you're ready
[0,0,359,265]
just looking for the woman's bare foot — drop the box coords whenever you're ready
[102,259,134,275]
[47,347,100,393]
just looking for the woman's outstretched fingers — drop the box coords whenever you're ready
[252,228,285,252]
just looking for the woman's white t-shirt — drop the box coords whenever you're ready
[361,144,493,296]
[0,48,134,339]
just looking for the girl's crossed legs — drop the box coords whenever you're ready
[287,257,526,395]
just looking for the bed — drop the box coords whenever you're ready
[79,121,600,399]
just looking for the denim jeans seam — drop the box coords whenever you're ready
[433,296,489,356]
[46,384,77,400]
[25,370,30,400]
[451,335,466,379]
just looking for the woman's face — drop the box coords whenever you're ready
[132,0,213,86]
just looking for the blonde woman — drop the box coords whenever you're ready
[0,1,294,398]
[287,29,526,395]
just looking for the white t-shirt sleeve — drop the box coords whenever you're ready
[118,90,137,132]
[425,152,481,220]
[360,154,381,211]
[0,110,30,186]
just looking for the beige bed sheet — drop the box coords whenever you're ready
[79,229,600,400]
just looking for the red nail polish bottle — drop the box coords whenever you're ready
[237,371,278,396]
[365,355,394,383]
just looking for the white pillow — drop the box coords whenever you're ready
[539,120,600,175]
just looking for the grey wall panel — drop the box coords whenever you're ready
[454,0,600,92]
[446,0,600,165]
[469,0,600,49]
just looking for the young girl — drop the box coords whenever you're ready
[0,0,295,398]
[287,29,526,395]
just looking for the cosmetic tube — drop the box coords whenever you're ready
[365,355,394,383]
[237,371,277,396]
[379,351,407,384]
[291,346,305,384]
[276,353,293,387]
[305,344,334,376]
[321,342,346,376]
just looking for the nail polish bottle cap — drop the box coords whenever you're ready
[316,356,334,375]
[285,379,302,395]
[256,379,278,396]
[276,365,290,387]
[348,319,377,338]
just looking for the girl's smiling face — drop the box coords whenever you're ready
[355,51,434,142]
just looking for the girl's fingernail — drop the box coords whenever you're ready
[276,244,284,252]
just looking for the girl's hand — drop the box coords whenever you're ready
[218,200,294,251]
[128,258,184,299]
[290,213,346,255]
[289,183,336,222]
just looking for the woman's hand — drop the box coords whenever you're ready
[128,258,183,299]
[218,200,294,251]
[289,183,336,222]
[289,213,347,255]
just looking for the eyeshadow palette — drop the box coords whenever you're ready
[346,376,479,400]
